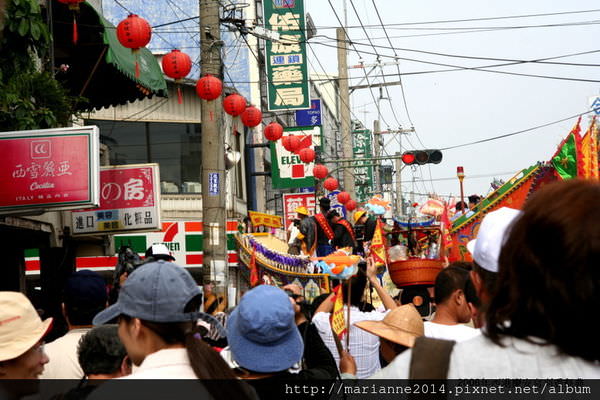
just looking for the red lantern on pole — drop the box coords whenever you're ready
[345,199,357,211]
[162,49,192,104]
[287,136,301,153]
[57,0,85,44]
[337,191,350,204]
[313,164,328,179]
[196,74,223,101]
[324,177,339,192]
[241,106,262,128]
[223,94,246,116]
[264,122,283,141]
[116,14,152,78]
[298,148,315,164]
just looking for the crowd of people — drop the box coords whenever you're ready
[0,179,598,399]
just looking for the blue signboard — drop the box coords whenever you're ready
[208,173,220,196]
[295,99,322,126]
[327,190,347,219]
[299,187,315,193]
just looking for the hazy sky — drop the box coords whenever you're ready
[303,0,600,202]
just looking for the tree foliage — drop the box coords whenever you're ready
[0,0,77,131]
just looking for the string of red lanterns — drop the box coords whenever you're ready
[161,49,192,104]
[116,14,152,78]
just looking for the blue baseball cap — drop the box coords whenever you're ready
[93,260,203,325]
[65,270,107,306]
[227,285,303,373]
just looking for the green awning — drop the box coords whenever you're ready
[100,14,167,98]
[52,2,168,110]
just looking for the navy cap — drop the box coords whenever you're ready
[227,285,303,373]
[93,261,202,325]
[65,270,107,306]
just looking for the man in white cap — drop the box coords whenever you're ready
[0,292,52,379]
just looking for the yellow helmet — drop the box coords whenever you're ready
[294,206,310,216]
[353,210,367,223]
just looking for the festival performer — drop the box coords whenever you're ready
[295,206,317,256]
[328,210,357,250]
[312,197,335,257]
[353,209,377,255]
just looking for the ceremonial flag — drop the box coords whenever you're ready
[369,220,387,266]
[440,203,453,251]
[552,118,582,180]
[330,285,346,341]
[249,249,260,287]
[581,117,598,179]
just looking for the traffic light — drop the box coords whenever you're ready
[401,150,443,165]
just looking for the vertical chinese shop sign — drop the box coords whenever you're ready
[71,164,161,234]
[0,127,100,213]
[263,0,311,111]
[353,129,374,203]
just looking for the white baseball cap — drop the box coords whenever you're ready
[467,207,522,273]
[0,292,53,361]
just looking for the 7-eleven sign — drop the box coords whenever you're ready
[270,125,322,189]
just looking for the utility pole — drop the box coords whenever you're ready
[395,152,403,216]
[337,27,355,198]
[200,0,227,291]
[373,119,381,193]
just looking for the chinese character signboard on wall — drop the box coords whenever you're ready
[353,129,374,203]
[282,192,316,229]
[263,0,311,111]
[0,126,100,213]
[270,126,321,189]
[71,164,161,234]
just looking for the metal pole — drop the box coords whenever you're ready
[337,27,355,198]
[200,0,227,290]
[373,119,380,194]
[395,152,403,216]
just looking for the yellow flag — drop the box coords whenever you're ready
[581,118,598,179]
[369,220,387,266]
[330,285,346,340]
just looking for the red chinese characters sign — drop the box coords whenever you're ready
[282,192,316,229]
[71,164,161,234]
[0,127,99,213]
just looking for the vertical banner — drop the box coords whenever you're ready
[353,129,374,203]
[263,0,311,111]
[270,126,321,189]
[71,164,161,234]
[282,192,317,229]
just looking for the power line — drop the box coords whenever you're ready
[440,109,595,151]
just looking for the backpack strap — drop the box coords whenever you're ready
[409,336,456,379]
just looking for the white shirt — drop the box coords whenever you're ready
[424,321,481,342]
[371,334,600,379]
[121,348,197,379]
[40,328,90,379]
[312,307,388,379]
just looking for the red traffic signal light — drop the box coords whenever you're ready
[401,150,443,165]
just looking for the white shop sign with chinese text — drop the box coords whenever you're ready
[71,164,161,235]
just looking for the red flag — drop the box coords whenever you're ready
[330,285,346,340]
[249,249,260,287]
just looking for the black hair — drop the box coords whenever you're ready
[77,325,128,376]
[65,302,105,327]
[121,295,254,400]
[468,195,481,204]
[400,286,432,317]
[434,265,471,304]
[341,262,368,307]
[486,179,600,362]
[472,262,498,297]
[455,201,468,211]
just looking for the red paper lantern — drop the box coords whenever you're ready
[264,122,283,141]
[313,164,328,179]
[345,199,357,211]
[298,148,315,163]
[196,74,223,101]
[324,177,339,192]
[337,191,351,204]
[162,49,192,79]
[223,94,246,117]
[116,14,152,77]
[57,0,85,44]
[162,49,192,104]
[241,106,262,128]
[287,136,301,153]
[282,136,292,150]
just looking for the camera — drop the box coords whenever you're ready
[354,224,365,241]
